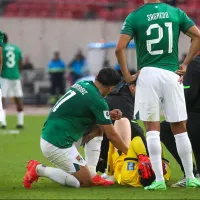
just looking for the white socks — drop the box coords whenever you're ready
[1,109,6,126]
[36,164,80,188]
[17,111,24,125]
[175,132,194,179]
[84,136,103,177]
[1,110,24,126]
[146,131,164,182]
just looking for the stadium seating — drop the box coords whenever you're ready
[2,0,200,24]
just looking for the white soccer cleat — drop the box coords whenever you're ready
[171,178,186,188]
[101,173,115,182]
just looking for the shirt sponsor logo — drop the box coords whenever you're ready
[127,162,135,171]
[103,110,110,119]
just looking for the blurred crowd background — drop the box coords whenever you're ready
[0,0,198,105]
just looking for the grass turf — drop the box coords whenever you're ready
[0,115,200,199]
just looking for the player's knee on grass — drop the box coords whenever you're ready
[72,165,92,187]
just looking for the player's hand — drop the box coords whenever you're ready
[124,71,140,84]
[176,64,187,84]
[110,109,122,120]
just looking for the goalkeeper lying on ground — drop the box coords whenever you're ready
[106,118,171,187]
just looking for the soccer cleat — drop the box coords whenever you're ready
[186,178,200,188]
[92,174,115,186]
[144,180,167,190]
[23,160,40,189]
[101,173,115,182]
[16,125,24,129]
[171,178,186,188]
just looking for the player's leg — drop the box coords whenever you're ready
[160,120,198,187]
[103,118,132,179]
[84,125,103,177]
[83,125,114,186]
[23,138,91,188]
[135,68,165,190]
[1,78,9,128]
[163,71,200,188]
[187,112,200,175]
[13,80,24,128]
[130,120,147,148]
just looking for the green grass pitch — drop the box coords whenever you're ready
[0,115,200,199]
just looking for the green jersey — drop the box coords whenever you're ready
[42,81,112,148]
[2,43,22,80]
[121,3,195,72]
[0,31,3,47]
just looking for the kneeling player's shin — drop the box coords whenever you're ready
[84,136,103,177]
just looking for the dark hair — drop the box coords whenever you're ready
[96,68,121,86]
[3,33,8,43]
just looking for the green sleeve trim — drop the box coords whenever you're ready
[97,121,112,125]
[120,30,133,39]
[182,23,195,34]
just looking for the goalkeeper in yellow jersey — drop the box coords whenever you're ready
[106,118,171,187]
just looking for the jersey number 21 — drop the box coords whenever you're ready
[146,22,173,55]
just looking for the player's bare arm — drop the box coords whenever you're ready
[115,34,138,84]
[0,47,2,73]
[101,124,128,154]
[177,26,200,76]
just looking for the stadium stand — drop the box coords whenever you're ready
[2,0,200,24]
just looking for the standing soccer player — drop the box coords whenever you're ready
[1,33,24,129]
[115,0,200,190]
[0,31,4,121]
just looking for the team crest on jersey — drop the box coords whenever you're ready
[103,111,110,119]
[127,162,135,171]
[76,155,83,163]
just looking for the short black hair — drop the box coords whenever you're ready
[96,68,121,86]
[3,33,8,43]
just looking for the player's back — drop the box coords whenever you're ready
[42,80,109,148]
[122,3,194,72]
[2,43,22,79]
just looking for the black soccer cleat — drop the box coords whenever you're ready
[16,125,24,129]
[1,125,7,129]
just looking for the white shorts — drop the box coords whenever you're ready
[40,138,86,174]
[0,89,3,121]
[134,67,187,122]
[1,78,23,98]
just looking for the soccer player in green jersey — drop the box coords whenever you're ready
[1,33,24,129]
[115,0,200,190]
[0,30,4,122]
[0,31,3,72]
[23,68,129,188]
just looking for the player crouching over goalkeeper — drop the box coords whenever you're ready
[106,118,171,188]
[23,68,130,189]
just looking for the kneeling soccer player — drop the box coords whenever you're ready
[23,68,130,188]
[106,118,171,188]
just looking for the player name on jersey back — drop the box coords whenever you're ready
[147,12,169,22]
